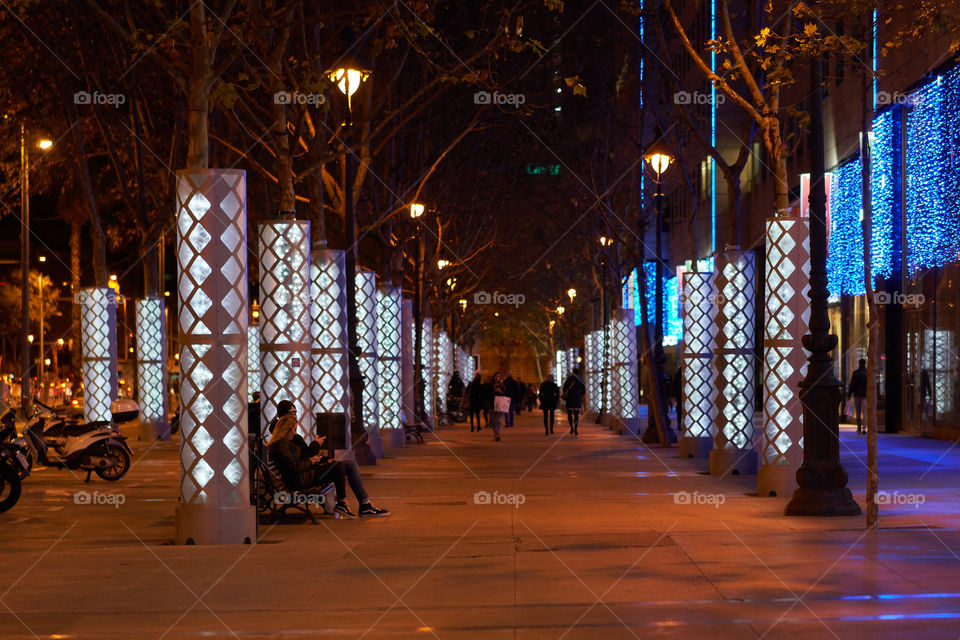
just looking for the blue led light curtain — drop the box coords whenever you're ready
[623,266,682,345]
[905,66,960,272]
[826,110,897,296]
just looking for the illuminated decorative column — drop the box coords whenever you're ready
[174,169,254,545]
[80,287,118,424]
[760,216,810,497]
[310,250,350,422]
[566,348,579,378]
[135,296,169,439]
[400,299,414,424]
[355,269,382,459]
[711,250,757,476]
[583,331,602,420]
[247,325,259,403]
[377,285,403,448]
[420,318,434,425]
[679,271,716,459]
[434,330,453,416]
[602,323,615,426]
[610,308,640,434]
[555,350,566,386]
[258,220,311,439]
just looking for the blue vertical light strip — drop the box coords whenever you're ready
[710,0,717,253]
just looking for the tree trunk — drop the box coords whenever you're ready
[186,2,210,169]
[725,172,743,247]
[69,111,108,287]
[70,215,83,372]
[132,90,160,296]
[861,18,880,529]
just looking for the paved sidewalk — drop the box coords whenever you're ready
[1,411,959,639]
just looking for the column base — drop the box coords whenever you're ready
[175,503,256,545]
[757,464,797,497]
[784,487,862,516]
[383,428,405,448]
[678,436,713,459]
[709,446,757,476]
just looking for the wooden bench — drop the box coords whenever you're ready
[259,456,335,523]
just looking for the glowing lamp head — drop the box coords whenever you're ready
[437,259,450,270]
[556,305,565,315]
[327,68,370,97]
[410,203,424,219]
[566,287,577,301]
[458,299,468,312]
[38,139,53,150]
[599,236,613,247]
[38,255,46,263]
[27,334,34,343]
[644,141,674,179]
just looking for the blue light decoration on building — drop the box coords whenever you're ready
[905,65,960,273]
[825,110,897,296]
[622,266,682,345]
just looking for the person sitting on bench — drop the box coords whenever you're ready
[267,411,390,519]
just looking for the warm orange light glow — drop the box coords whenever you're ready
[410,203,424,218]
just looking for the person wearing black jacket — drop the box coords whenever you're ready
[267,412,390,518]
[467,373,485,432]
[847,359,868,434]
[562,369,586,436]
[503,372,518,427]
[538,374,560,435]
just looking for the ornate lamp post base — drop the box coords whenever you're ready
[785,488,861,516]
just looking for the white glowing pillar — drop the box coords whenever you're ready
[420,318,434,424]
[679,271,716,459]
[435,329,453,415]
[310,250,350,420]
[377,286,403,447]
[80,287,118,424]
[710,250,757,476]
[400,299,414,424]
[610,308,640,434]
[258,220,311,439]
[247,325,260,403]
[583,331,602,420]
[555,349,566,387]
[174,169,254,545]
[759,216,810,496]
[356,269,383,457]
[135,296,169,439]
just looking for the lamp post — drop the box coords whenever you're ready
[785,58,860,516]
[598,236,613,418]
[19,129,53,417]
[327,57,370,448]
[642,143,676,445]
[410,203,425,423]
[567,288,576,304]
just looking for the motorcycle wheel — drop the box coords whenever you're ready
[0,460,22,513]
[94,444,130,481]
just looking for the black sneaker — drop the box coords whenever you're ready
[359,503,391,517]
[334,501,357,519]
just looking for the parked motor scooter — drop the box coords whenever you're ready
[23,399,137,482]
[0,453,24,513]
[0,408,32,479]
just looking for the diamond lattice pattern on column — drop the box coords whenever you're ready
[310,251,349,415]
[81,287,117,424]
[682,272,716,439]
[259,220,311,438]
[377,287,402,431]
[714,252,756,450]
[176,170,249,507]
[135,297,167,424]
[355,270,380,432]
[762,218,810,467]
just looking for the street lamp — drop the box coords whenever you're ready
[410,202,426,423]
[19,129,53,417]
[327,51,371,449]
[458,299,467,313]
[567,288,577,303]
[556,305,565,316]
[642,139,676,446]
[437,259,450,270]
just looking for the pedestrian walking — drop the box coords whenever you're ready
[490,372,508,442]
[562,368,586,436]
[467,372,484,432]
[672,366,683,433]
[526,383,537,411]
[847,358,868,434]
[503,371,518,427]
[538,374,560,435]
